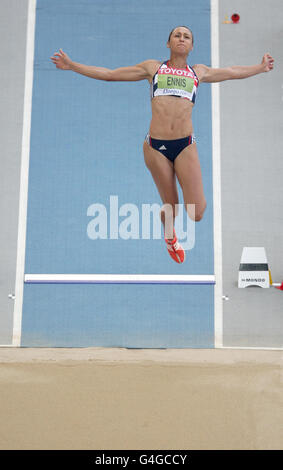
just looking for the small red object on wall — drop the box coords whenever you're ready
[231,13,240,23]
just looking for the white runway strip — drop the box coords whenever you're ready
[24,274,216,284]
[211,0,223,348]
[12,0,37,347]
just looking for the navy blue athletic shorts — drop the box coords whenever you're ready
[145,133,196,162]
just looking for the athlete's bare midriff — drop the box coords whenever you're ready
[146,60,195,140]
[150,97,194,139]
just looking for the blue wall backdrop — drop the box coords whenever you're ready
[21,0,214,347]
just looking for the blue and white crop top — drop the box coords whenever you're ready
[150,60,199,103]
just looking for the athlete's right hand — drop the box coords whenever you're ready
[50,49,72,70]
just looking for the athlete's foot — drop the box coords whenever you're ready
[165,229,185,264]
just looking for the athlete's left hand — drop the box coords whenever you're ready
[261,53,274,72]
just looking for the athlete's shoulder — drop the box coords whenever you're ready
[142,59,162,65]
[141,60,162,83]
[191,64,208,82]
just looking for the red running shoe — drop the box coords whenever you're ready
[165,229,185,264]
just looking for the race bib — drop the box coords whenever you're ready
[157,73,194,93]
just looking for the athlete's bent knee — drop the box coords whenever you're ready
[185,201,207,221]
[195,201,207,222]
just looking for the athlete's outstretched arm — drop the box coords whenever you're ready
[194,53,274,83]
[50,49,155,81]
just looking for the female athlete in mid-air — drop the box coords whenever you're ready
[51,26,274,264]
